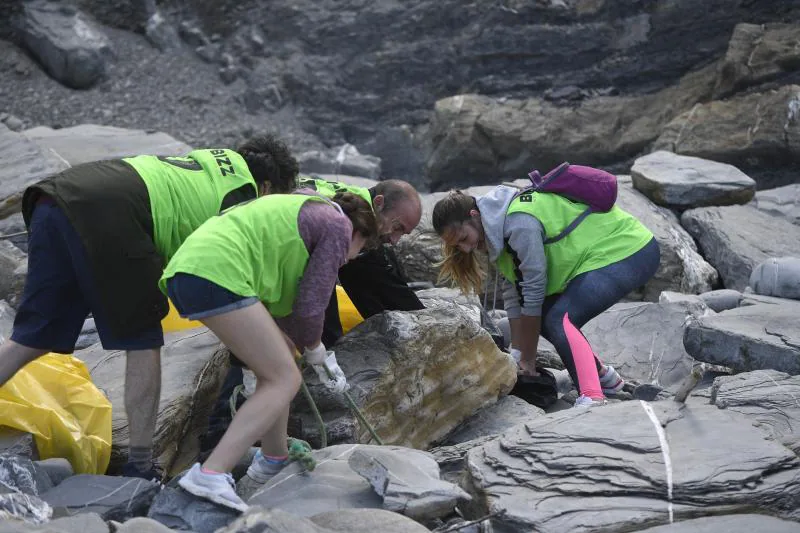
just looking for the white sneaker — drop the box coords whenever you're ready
[245,450,288,484]
[573,395,605,408]
[178,463,248,512]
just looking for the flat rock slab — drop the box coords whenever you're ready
[40,475,159,522]
[0,124,70,219]
[0,512,109,533]
[632,513,800,532]
[631,150,755,208]
[347,446,469,521]
[23,124,191,166]
[581,301,710,393]
[683,303,800,375]
[248,444,464,522]
[681,204,800,291]
[443,395,544,445]
[691,369,800,453]
[218,507,430,533]
[464,401,800,532]
[247,444,383,516]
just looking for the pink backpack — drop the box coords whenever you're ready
[519,162,618,244]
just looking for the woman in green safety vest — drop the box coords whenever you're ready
[431,185,660,408]
[160,191,378,512]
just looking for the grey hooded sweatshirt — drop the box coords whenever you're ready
[476,185,549,318]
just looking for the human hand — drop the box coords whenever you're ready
[312,351,349,393]
[517,359,539,377]
[303,342,327,365]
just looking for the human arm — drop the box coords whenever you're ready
[501,213,548,375]
[274,201,351,351]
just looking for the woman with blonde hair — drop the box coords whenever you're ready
[160,190,378,511]
[432,182,659,407]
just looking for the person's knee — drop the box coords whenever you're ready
[253,355,302,392]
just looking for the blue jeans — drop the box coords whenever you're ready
[540,237,661,389]
[11,201,164,352]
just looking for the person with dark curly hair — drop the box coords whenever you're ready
[0,133,298,480]
[161,191,378,512]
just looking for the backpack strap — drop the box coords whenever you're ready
[543,207,593,245]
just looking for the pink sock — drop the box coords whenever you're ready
[563,313,604,400]
[200,466,224,475]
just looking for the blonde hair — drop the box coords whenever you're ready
[432,191,487,295]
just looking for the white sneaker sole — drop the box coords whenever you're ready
[179,475,249,513]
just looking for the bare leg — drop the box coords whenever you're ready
[125,349,162,448]
[259,400,291,458]
[0,341,49,386]
[201,303,300,473]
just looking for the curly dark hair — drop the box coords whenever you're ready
[236,134,299,194]
[331,191,379,249]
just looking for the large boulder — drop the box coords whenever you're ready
[246,444,467,523]
[74,328,229,475]
[714,23,800,98]
[425,60,717,190]
[680,205,800,291]
[23,124,191,166]
[462,401,800,532]
[290,303,517,449]
[749,257,800,300]
[630,150,755,208]
[653,85,800,190]
[683,302,800,375]
[17,1,113,89]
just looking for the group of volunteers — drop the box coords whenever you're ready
[0,132,659,512]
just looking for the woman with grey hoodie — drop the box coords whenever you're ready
[431,185,660,406]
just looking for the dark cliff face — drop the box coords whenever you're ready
[35,0,800,136]
[2,0,799,188]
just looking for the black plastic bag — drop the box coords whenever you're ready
[509,367,559,410]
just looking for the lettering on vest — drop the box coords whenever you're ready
[157,155,202,171]
[210,149,236,177]
[519,193,533,203]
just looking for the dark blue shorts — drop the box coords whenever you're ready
[166,273,258,320]
[11,200,164,352]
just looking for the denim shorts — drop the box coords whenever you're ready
[11,200,164,352]
[166,273,258,320]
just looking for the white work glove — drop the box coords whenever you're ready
[303,343,327,365]
[313,351,350,393]
[509,347,522,364]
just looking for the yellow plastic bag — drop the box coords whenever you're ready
[161,298,202,333]
[165,288,364,334]
[337,285,364,333]
[0,354,112,474]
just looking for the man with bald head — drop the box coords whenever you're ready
[295,175,424,345]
